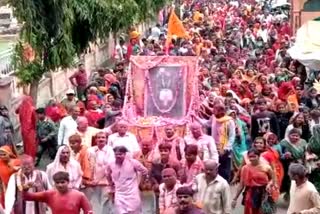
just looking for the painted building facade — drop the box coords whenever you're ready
[292,0,320,32]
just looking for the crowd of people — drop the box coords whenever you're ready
[0,0,320,214]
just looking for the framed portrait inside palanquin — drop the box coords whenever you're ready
[144,65,186,119]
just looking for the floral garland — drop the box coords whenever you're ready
[16,169,36,191]
[146,68,182,114]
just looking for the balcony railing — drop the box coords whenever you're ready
[0,47,14,77]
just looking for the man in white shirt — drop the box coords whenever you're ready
[86,132,114,214]
[75,116,101,147]
[287,163,320,214]
[107,120,141,158]
[159,168,181,213]
[192,160,231,214]
[58,105,80,145]
[5,155,50,214]
[257,23,268,43]
[115,37,127,61]
[184,123,218,163]
[150,24,161,41]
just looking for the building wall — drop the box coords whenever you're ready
[0,39,113,145]
[0,21,156,144]
[292,0,320,32]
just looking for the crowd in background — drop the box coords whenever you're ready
[0,0,320,214]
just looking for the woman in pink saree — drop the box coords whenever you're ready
[16,96,37,158]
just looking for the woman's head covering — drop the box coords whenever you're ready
[263,132,278,142]
[0,145,16,159]
[98,86,107,93]
[49,145,82,183]
[278,82,294,101]
[227,109,236,116]
[232,103,250,118]
[226,90,241,103]
[289,112,302,124]
[86,100,97,110]
[104,74,118,85]
[53,146,69,165]
[129,31,140,40]
[309,124,320,155]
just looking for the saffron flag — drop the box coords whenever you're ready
[166,9,188,46]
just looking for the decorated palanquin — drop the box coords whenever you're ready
[123,56,199,141]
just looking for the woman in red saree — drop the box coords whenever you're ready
[262,132,284,201]
[45,99,67,123]
[77,101,86,116]
[16,96,37,158]
[104,73,118,91]
[232,148,276,214]
[84,100,104,127]
[0,145,20,207]
[261,132,284,182]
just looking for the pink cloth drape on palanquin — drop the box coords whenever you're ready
[122,56,199,142]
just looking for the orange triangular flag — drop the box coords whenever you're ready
[166,8,188,44]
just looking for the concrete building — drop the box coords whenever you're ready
[291,0,320,32]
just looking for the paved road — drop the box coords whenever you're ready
[230,186,288,214]
[38,154,288,214]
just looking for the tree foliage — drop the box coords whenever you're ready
[9,0,168,86]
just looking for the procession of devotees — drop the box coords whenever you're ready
[0,0,320,214]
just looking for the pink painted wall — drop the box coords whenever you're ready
[292,0,320,32]
[301,12,320,24]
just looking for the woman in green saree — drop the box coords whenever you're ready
[280,128,307,198]
[228,109,248,174]
[307,124,320,192]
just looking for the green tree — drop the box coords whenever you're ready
[9,0,168,103]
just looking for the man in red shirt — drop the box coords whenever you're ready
[23,171,93,214]
[69,63,88,101]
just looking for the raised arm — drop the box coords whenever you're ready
[69,72,77,86]
[193,114,212,128]
[204,137,219,163]
[22,191,49,203]
[131,159,148,176]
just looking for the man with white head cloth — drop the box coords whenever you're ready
[107,120,141,158]
[46,145,82,189]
